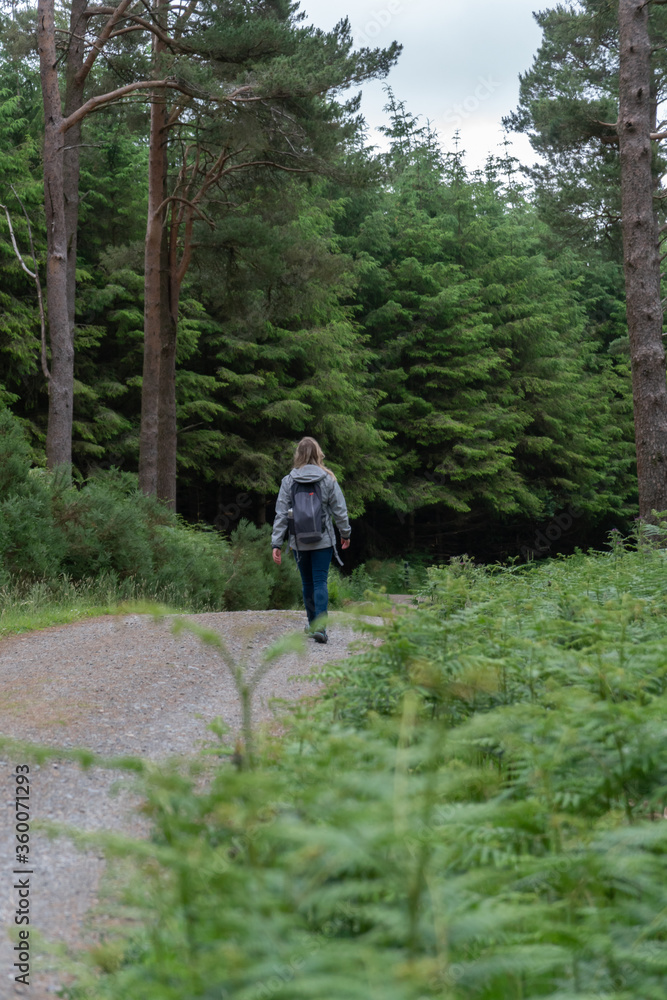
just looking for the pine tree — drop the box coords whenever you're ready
[135,1,401,506]
[507,0,667,517]
[339,96,635,546]
[0,40,48,422]
[192,175,393,516]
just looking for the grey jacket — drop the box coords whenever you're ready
[271,465,351,552]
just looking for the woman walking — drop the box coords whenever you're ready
[272,437,351,644]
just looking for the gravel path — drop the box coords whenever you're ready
[0,609,377,999]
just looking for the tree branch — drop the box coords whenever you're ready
[0,193,50,381]
[83,5,121,15]
[166,95,192,130]
[60,80,256,132]
[217,158,312,178]
[113,13,180,49]
[173,0,198,39]
[158,194,214,227]
[75,0,135,89]
[108,24,146,37]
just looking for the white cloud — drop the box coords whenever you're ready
[301,0,555,169]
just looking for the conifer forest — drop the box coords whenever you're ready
[6,0,667,565]
[2,2,667,998]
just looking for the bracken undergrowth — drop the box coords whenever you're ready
[43,531,667,998]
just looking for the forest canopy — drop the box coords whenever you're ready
[0,1,644,562]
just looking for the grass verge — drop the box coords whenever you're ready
[0,575,187,638]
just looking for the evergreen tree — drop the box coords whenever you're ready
[466,162,634,522]
[0,43,47,426]
[191,176,393,516]
[69,170,393,519]
[505,1,622,255]
[507,1,667,517]
[135,1,401,506]
[338,96,635,547]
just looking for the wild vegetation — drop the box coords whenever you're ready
[46,536,667,999]
[0,402,420,625]
[0,406,306,615]
[2,4,667,996]
[1,1,652,564]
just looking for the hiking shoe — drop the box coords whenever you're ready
[312,628,328,644]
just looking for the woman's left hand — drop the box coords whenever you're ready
[341,538,350,549]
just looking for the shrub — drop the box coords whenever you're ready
[269,542,303,610]
[0,418,344,613]
[326,566,346,608]
[0,408,31,494]
[153,521,233,609]
[224,520,302,611]
[62,542,667,1000]
[54,473,160,581]
[0,438,238,609]
[363,558,407,592]
[328,560,430,610]
[0,471,66,582]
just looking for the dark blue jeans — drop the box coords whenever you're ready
[295,546,333,625]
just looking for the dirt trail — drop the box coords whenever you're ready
[0,609,377,999]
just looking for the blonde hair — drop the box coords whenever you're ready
[293,436,337,479]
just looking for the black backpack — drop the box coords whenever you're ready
[289,477,327,547]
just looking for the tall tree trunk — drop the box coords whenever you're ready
[156,259,178,507]
[155,163,191,507]
[63,0,87,334]
[139,26,169,496]
[38,0,72,469]
[618,0,667,517]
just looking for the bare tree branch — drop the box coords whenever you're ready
[108,24,146,37]
[158,194,214,226]
[166,94,193,129]
[0,194,50,381]
[110,12,180,48]
[83,5,124,15]
[216,158,312,177]
[60,80,256,132]
[173,0,198,39]
[75,0,135,89]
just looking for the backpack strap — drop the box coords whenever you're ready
[321,475,344,567]
[289,478,299,558]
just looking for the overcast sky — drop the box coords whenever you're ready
[302,0,557,171]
